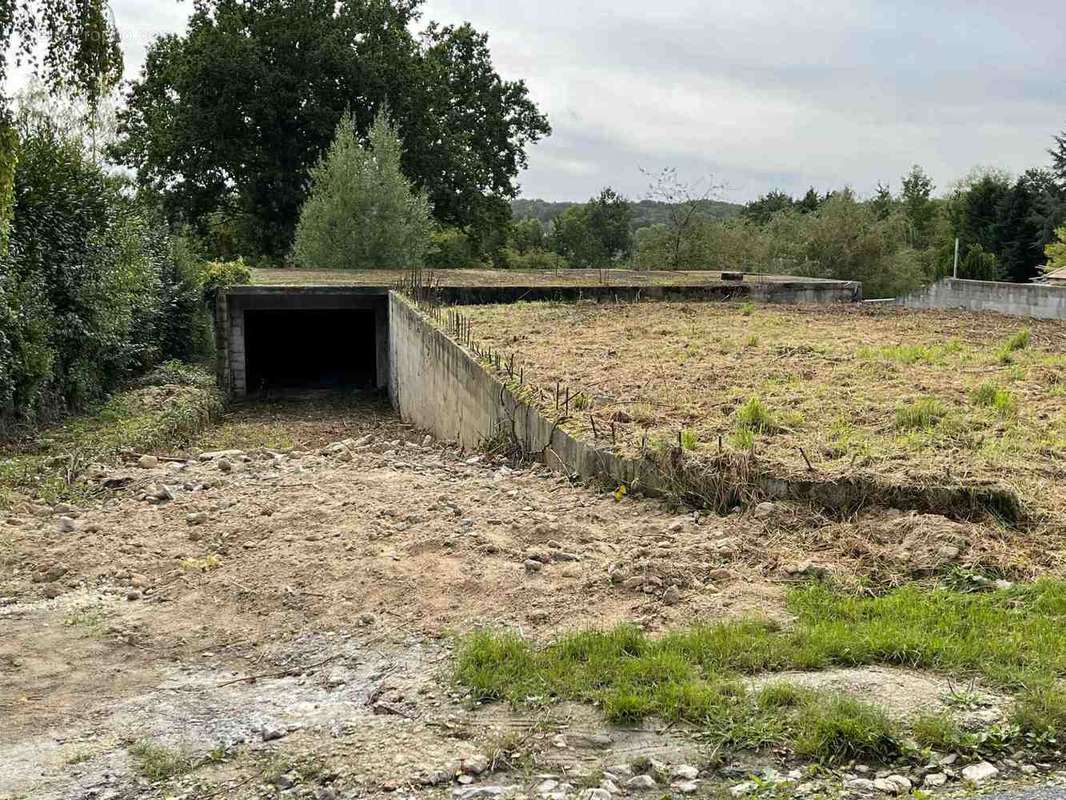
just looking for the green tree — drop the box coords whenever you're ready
[0,0,123,248]
[742,190,794,224]
[900,165,935,247]
[292,111,432,270]
[113,0,550,259]
[551,188,633,268]
[1046,225,1066,270]
[1051,125,1066,187]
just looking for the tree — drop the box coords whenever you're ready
[292,111,432,270]
[643,168,725,270]
[1046,225,1066,270]
[550,188,633,268]
[113,0,550,259]
[900,165,935,246]
[1051,125,1066,187]
[0,0,123,247]
[742,190,794,224]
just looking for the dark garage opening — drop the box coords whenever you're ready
[245,309,378,392]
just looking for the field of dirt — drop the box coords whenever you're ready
[1,394,1061,799]
[463,301,1066,524]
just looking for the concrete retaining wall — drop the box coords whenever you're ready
[388,292,662,492]
[898,278,1066,320]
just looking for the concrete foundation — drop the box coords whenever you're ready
[898,278,1066,320]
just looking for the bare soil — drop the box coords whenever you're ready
[0,395,1057,799]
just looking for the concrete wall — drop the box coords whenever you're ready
[388,292,664,492]
[898,278,1066,321]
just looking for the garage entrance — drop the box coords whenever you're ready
[218,287,389,397]
[244,309,378,392]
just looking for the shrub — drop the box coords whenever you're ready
[292,111,432,270]
[0,114,208,435]
[199,257,252,299]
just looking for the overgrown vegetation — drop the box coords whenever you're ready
[128,740,192,782]
[457,580,1066,763]
[0,363,221,510]
[0,102,217,436]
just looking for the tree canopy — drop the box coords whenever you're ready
[292,111,432,269]
[112,0,550,259]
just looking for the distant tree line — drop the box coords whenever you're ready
[498,137,1066,298]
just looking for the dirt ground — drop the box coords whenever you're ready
[0,395,1060,799]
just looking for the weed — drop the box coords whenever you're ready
[895,397,948,431]
[128,741,192,782]
[972,382,1017,416]
[729,429,756,451]
[910,712,966,752]
[745,334,760,348]
[680,429,697,450]
[180,555,222,573]
[735,397,777,434]
[740,302,755,317]
[756,682,810,710]
[1011,683,1066,741]
[790,694,901,763]
[1004,328,1032,354]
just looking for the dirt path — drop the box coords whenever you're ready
[0,394,1059,799]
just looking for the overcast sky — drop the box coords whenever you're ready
[20,0,1066,203]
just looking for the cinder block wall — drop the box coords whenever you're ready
[898,278,1066,321]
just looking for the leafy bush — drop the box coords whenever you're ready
[0,113,210,435]
[199,257,251,299]
[292,111,432,270]
[426,228,483,269]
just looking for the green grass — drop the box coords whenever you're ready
[734,396,778,434]
[456,581,1066,763]
[1004,328,1032,354]
[128,740,193,782]
[895,397,949,431]
[857,342,962,366]
[0,365,221,510]
[973,382,1018,416]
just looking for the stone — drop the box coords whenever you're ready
[599,779,620,794]
[275,774,295,789]
[1021,765,1038,775]
[462,754,490,775]
[606,765,633,779]
[524,559,543,573]
[671,782,698,795]
[961,762,998,785]
[186,512,209,526]
[872,775,911,794]
[218,458,235,473]
[671,766,699,781]
[137,455,159,469]
[199,449,244,461]
[452,787,517,800]
[729,782,758,798]
[753,501,775,520]
[579,791,612,800]
[535,780,559,795]
[261,725,287,742]
[423,435,434,448]
[147,484,174,503]
[662,586,681,605]
[843,778,876,792]
[57,516,77,533]
[923,773,948,788]
[625,775,657,791]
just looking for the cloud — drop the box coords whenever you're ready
[9,0,1064,203]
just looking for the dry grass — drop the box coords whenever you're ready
[462,301,1066,522]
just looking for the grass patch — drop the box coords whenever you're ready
[1004,328,1032,354]
[128,740,192,782]
[895,397,948,431]
[858,342,962,365]
[734,397,778,434]
[457,581,1066,763]
[973,382,1017,416]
